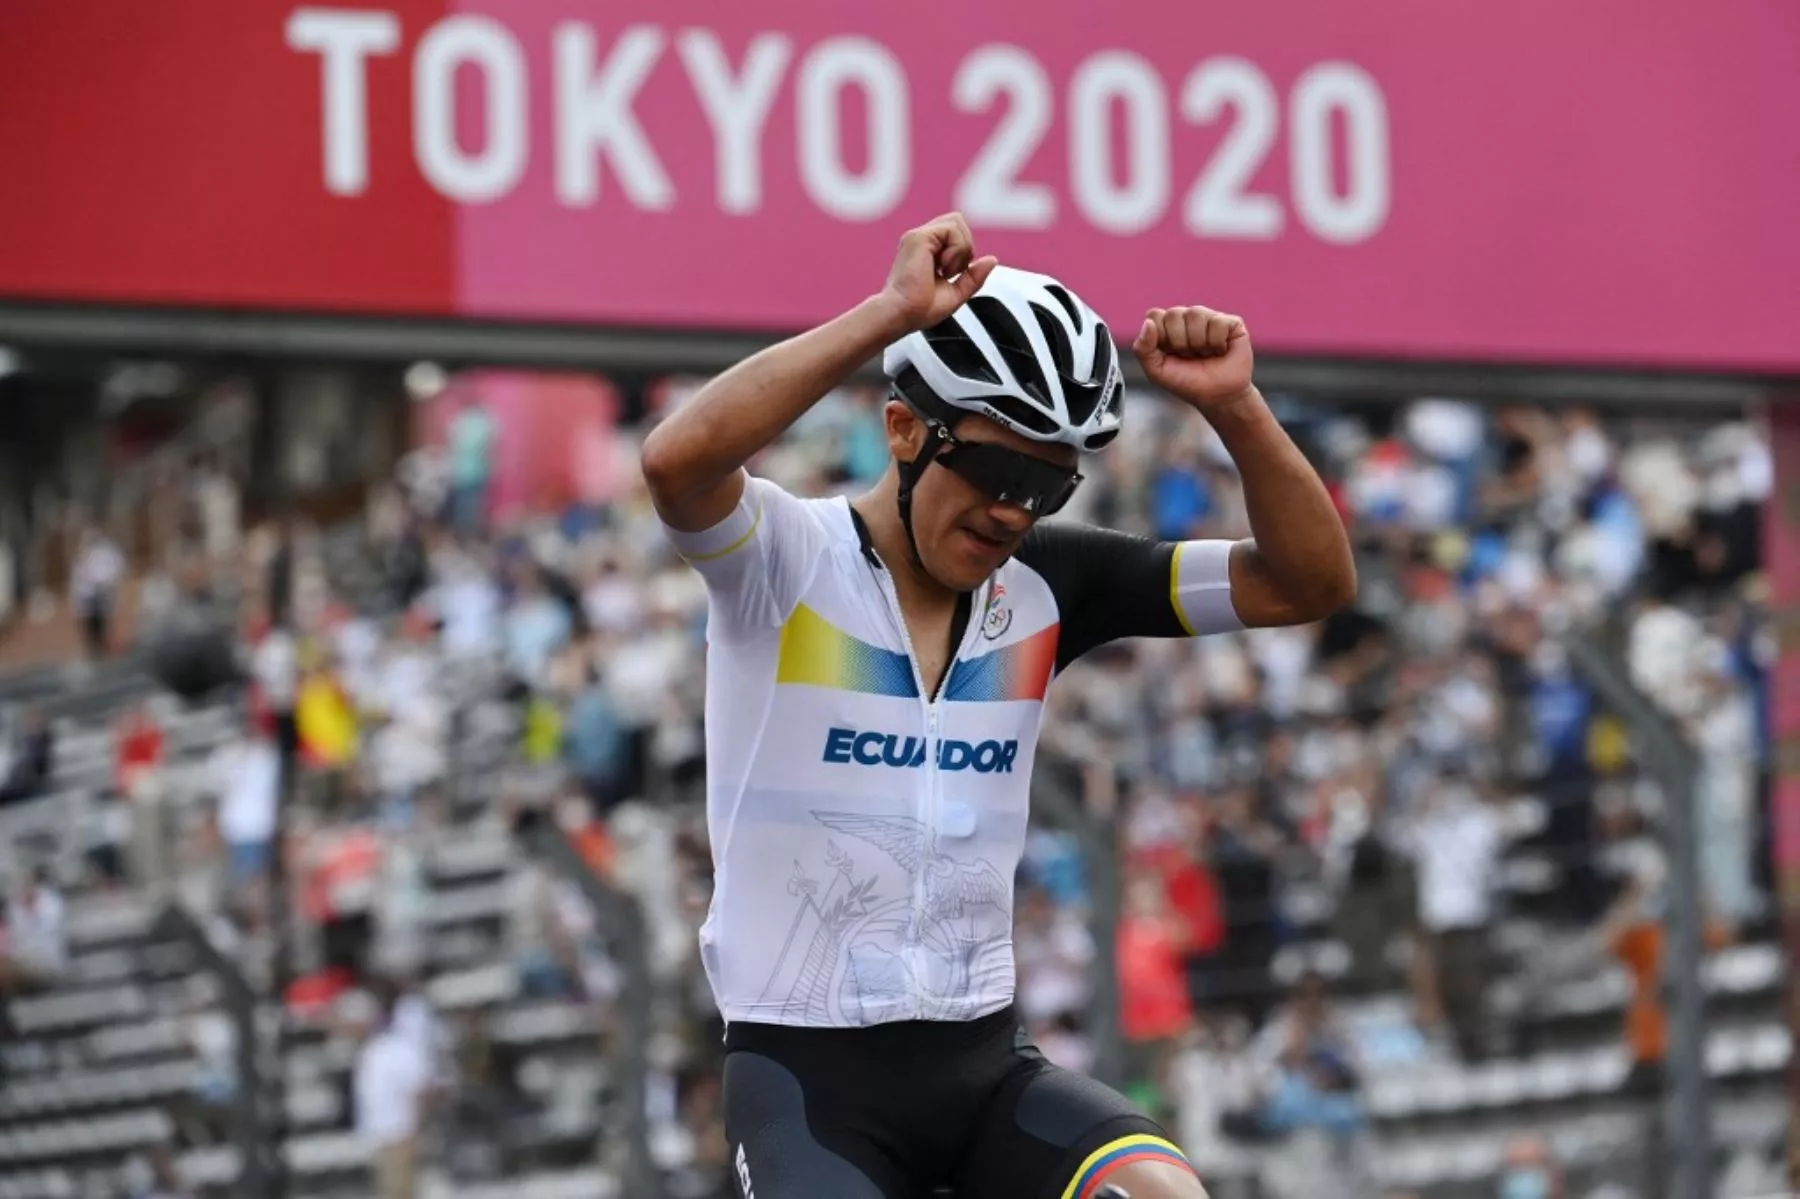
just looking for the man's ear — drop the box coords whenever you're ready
[884,400,927,460]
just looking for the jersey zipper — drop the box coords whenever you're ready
[865,559,989,1018]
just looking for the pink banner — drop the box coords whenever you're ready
[449,0,1800,370]
[2,2,1796,370]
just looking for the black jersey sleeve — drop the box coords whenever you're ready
[1014,521,1193,672]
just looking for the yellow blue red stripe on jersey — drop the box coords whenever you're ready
[776,604,918,698]
[776,604,1062,703]
[1060,1134,1194,1199]
[942,622,1059,702]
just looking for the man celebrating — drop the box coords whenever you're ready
[643,213,1355,1199]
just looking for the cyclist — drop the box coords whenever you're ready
[642,212,1355,1199]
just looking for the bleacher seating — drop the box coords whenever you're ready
[0,496,1785,1199]
[0,620,640,1196]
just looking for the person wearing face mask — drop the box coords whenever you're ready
[1496,1135,1561,1199]
[641,213,1354,1199]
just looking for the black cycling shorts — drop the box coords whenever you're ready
[721,1005,1194,1199]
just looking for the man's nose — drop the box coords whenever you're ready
[985,500,1035,533]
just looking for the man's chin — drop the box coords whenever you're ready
[938,554,1010,593]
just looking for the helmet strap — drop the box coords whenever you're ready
[895,421,951,577]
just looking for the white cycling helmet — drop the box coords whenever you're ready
[882,265,1124,453]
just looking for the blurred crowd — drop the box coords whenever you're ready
[0,383,1774,1199]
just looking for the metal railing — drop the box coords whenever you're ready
[1033,758,1126,1089]
[149,902,275,1197]
[519,818,657,1197]
[1562,632,1713,1199]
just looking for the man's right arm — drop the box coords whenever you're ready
[640,297,910,534]
[639,212,996,533]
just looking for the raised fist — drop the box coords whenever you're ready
[878,212,999,334]
[1133,306,1255,412]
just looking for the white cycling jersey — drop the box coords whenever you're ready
[663,475,1243,1028]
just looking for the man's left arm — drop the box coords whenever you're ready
[1134,306,1356,628]
[1211,392,1357,627]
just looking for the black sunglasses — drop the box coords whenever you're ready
[928,421,1083,517]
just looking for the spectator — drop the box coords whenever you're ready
[1607,854,1668,1095]
[1015,885,1095,1061]
[522,688,564,767]
[303,817,383,978]
[1519,636,1607,924]
[1150,443,1214,542]
[373,610,442,717]
[430,542,502,660]
[390,972,448,1088]
[604,589,697,790]
[71,525,125,660]
[1202,786,1284,1027]
[195,456,242,569]
[1116,874,1193,1077]
[249,608,301,767]
[1253,973,1374,1198]
[83,782,130,889]
[116,699,166,793]
[1130,802,1228,1017]
[0,705,54,806]
[371,828,426,980]
[502,563,572,694]
[1331,787,1413,996]
[1591,840,1728,1096]
[174,997,238,1147]
[446,397,498,536]
[354,978,437,1199]
[556,785,617,880]
[263,517,296,628]
[369,484,430,611]
[116,700,171,887]
[580,550,646,639]
[366,615,448,825]
[1497,1134,1564,1199]
[1689,639,1762,940]
[510,852,577,1000]
[1254,973,1357,1086]
[0,866,67,992]
[397,442,451,524]
[211,719,280,917]
[295,651,360,812]
[1403,770,1502,1062]
[330,602,386,710]
[563,659,629,813]
[1260,964,1353,1123]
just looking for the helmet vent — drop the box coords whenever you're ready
[1043,284,1085,333]
[922,317,1002,385]
[985,393,1062,437]
[1029,302,1076,380]
[967,295,1053,409]
[1061,335,1114,427]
